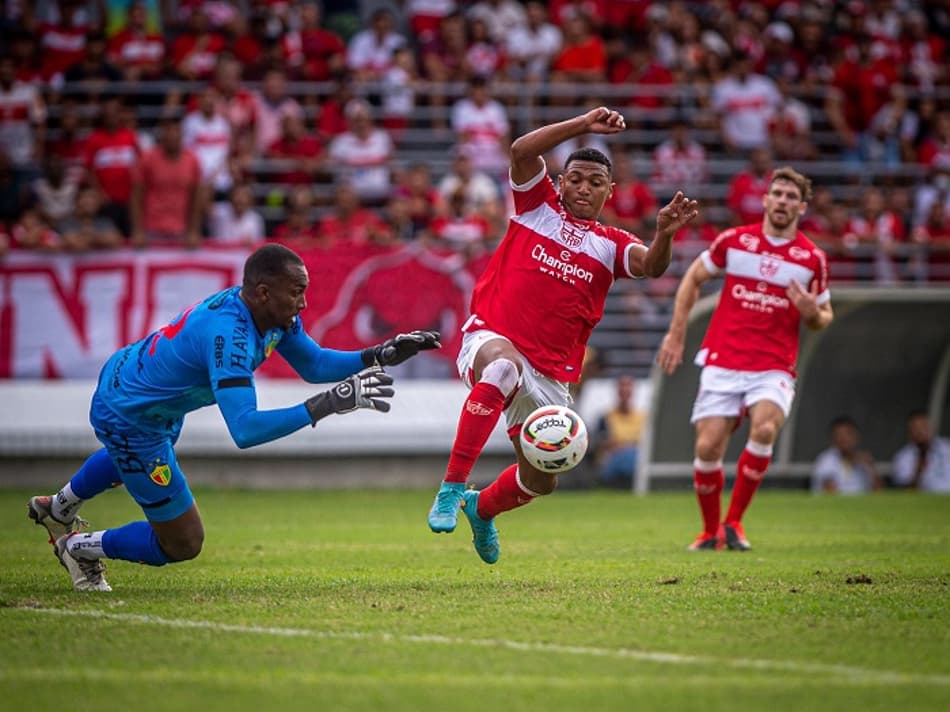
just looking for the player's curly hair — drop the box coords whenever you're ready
[243,244,304,288]
[564,148,612,174]
[770,167,813,202]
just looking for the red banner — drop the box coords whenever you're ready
[0,244,489,379]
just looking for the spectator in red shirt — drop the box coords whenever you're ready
[265,113,323,187]
[825,33,899,164]
[272,185,321,246]
[651,114,708,202]
[912,200,950,282]
[169,6,227,81]
[393,163,442,237]
[846,187,907,284]
[900,10,946,92]
[602,150,656,236]
[131,117,203,248]
[38,0,91,81]
[108,0,166,82]
[63,31,122,93]
[549,14,607,84]
[430,188,493,257]
[84,95,139,237]
[46,98,87,185]
[318,182,391,247]
[917,111,950,170]
[282,1,346,82]
[726,147,772,225]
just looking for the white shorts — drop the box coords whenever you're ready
[690,366,796,424]
[457,329,573,436]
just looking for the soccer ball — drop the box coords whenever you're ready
[519,405,589,474]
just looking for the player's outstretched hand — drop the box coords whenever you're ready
[786,279,819,322]
[364,330,442,367]
[655,191,700,238]
[656,332,685,376]
[304,367,395,424]
[583,107,627,134]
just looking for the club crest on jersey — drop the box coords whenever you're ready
[759,256,781,279]
[149,464,172,487]
[559,219,586,248]
[789,246,811,260]
[739,233,760,251]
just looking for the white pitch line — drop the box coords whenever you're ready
[14,606,950,687]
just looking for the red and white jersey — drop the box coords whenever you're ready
[182,110,233,190]
[0,81,45,166]
[450,97,510,174]
[696,224,831,376]
[466,164,643,382]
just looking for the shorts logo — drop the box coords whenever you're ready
[149,464,172,487]
[466,401,494,416]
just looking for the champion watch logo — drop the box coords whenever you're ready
[149,464,172,487]
[466,401,494,416]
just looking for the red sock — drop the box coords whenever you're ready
[444,382,506,483]
[477,464,537,519]
[693,467,724,536]
[724,448,771,524]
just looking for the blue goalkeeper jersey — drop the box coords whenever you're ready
[93,286,365,447]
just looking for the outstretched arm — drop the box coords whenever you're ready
[509,107,626,185]
[656,256,713,375]
[627,192,700,278]
[215,368,395,449]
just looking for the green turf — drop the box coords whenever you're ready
[2,487,949,711]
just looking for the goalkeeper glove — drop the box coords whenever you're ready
[304,367,395,425]
[362,330,441,367]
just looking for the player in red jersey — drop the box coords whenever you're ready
[427,107,699,564]
[657,166,833,552]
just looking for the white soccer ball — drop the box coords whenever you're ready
[519,405,589,474]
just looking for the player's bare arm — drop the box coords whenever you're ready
[657,257,713,375]
[629,191,701,278]
[509,107,626,184]
[786,279,834,330]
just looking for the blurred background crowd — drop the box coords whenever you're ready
[1,0,949,375]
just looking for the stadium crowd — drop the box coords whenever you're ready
[0,0,948,283]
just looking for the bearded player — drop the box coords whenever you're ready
[657,166,833,552]
[427,107,700,563]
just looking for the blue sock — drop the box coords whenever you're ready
[102,521,172,566]
[69,449,122,500]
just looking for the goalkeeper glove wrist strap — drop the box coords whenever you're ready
[304,393,334,426]
[361,347,378,367]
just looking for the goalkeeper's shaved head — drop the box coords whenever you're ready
[243,244,305,289]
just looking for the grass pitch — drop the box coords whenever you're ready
[1,487,949,711]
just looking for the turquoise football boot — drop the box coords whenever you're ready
[461,489,499,564]
[428,481,466,533]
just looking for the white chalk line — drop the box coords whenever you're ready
[10,606,950,687]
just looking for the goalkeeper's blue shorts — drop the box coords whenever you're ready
[90,394,195,523]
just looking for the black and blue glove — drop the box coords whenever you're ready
[362,330,441,367]
[304,367,395,425]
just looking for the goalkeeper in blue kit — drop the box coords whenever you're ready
[27,243,440,591]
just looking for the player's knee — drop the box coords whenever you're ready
[479,358,521,397]
[159,531,204,562]
[695,440,724,462]
[750,422,779,444]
